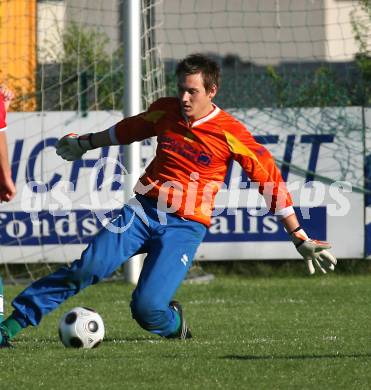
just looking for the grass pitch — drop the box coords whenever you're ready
[1,272,371,389]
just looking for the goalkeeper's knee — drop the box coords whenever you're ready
[130,296,169,334]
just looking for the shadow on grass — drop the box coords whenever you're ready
[222,353,371,361]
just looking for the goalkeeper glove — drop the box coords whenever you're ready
[56,133,95,161]
[290,227,337,275]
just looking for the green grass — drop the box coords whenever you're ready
[1,274,371,389]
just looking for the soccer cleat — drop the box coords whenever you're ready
[0,325,13,349]
[168,301,192,340]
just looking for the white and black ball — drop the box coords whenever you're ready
[58,307,105,349]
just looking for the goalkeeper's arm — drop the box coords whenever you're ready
[55,129,116,161]
[281,213,337,275]
[56,108,159,161]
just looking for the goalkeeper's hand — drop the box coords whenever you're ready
[290,228,337,275]
[56,133,95,161]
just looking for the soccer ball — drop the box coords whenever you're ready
[58,307,105,349]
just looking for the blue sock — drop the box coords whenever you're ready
[167,312,181,337]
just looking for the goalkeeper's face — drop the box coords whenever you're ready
[177,72,217,121]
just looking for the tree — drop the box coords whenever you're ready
[37,22,124,112]
[351,0,371,106]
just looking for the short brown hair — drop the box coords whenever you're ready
[176,53,220,92]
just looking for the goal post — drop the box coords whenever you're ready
[121,0,143,284]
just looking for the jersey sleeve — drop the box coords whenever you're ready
[112,98,167,144]
[224,121,294,218]
[0,95,7,131]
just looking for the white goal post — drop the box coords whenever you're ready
[121,0,143,284]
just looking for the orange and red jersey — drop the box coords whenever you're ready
[112,97,293,226]
[0,94,7,131]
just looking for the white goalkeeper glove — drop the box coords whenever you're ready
[56,133,95,161]
[290,227,337,275]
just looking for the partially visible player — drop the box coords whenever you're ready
[0,85,15,329]
[0,54,336,348]
[0,85,15,202]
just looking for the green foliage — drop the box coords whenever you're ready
[37,22,124,111]
[2,275,371,389]
[293,67,342,106]
[62,23,109,67]
[265,65,351,108]
[351,0,371,105]
[265,65,287,107]
[61,22,124,111]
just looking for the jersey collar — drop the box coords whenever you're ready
[181,103,221,127]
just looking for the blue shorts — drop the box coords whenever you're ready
[11,195,207,337]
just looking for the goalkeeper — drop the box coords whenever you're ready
[0,54,336,347]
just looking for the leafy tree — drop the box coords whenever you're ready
[351,0,371,105]
[37,22,124,111]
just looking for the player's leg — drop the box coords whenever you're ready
[0,276,14,348]
[130,214,206,339]
[0,205,150,346]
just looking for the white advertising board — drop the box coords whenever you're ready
[0,108,365,263]
[0,111,125,263]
